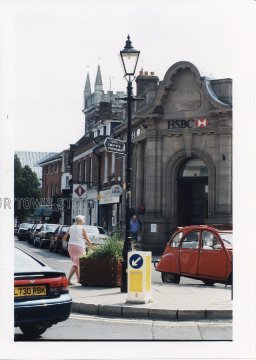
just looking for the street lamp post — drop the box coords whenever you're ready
[87,199,94,225]
[119,35,140,293]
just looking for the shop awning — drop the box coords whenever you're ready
[43,208,53,216]
[33,208,44,216]
[33,208,53,216]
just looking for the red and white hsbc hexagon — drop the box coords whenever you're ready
[168,118,209,130]
[194,118,209,128]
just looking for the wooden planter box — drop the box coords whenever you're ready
[79,257,122,287]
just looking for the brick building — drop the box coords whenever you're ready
[39,150,71,224]
[70,66,125,229]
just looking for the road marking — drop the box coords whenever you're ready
[70,313,232,326]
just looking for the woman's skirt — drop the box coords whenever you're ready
[68,244,86,266]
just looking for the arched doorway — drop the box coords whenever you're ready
[178,158,208,226]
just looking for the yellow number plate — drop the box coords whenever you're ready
[14,285,47,297]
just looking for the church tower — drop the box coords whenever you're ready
[82,65,125,136]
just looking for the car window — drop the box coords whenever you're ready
[202,231,222,250]
[84,226,99,235]
[61,226,69,233]
[219,232,233,247]
[98,227,106,235]
[15,248,46,272]
[36,224,42,230]
[45,225,58,232]
[181,231,199,249]
[19,223,31,229]
[170,232,183,248]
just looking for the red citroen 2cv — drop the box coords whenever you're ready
[156,225,232,286]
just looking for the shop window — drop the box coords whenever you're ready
[78,162,82,183]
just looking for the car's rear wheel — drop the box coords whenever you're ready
[19,323,50,337]
[202,280,215,286]
[161,272,180,284]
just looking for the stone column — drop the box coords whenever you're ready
[215,115,232,222]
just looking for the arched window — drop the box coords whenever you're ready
[179,158,208,178]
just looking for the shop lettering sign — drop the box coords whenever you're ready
[99,189,120,205]
[111,185,123,196]
[168,118,209,130]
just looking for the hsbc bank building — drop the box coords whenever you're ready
[116,61,232,253]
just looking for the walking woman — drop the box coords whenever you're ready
[63,215,92,285]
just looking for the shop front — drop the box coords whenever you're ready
[99,188,121,232]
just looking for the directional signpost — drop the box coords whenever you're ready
[127,251,152,304]
[104,137,126,155]
[129,254,143,269]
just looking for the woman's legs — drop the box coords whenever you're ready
[68,265,79,284]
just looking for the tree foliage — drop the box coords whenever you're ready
[14,155,41,222]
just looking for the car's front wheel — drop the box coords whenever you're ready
[161,272,180,284]
[202,280,215,286]
[19,322,50,337]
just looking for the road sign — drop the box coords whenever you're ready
[129,254,143,269]
[104,137,126,155]
[127,251,152,304]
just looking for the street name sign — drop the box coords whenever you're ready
[104,137,126,155]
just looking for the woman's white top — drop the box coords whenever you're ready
[68,224,85,249]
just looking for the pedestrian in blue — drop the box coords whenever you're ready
[130,214,141,242]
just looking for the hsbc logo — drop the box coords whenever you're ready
[168,118,209,130]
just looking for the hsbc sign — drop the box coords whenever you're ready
[168,118,209,130]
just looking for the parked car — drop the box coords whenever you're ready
[49,225,70,253]
[27,223,43,244]
[83,225,109,245]
[60,225,109,254]
[33,224,59,248]
[156,225,232,286]
[17,223,34,241]
[14,247,72,337]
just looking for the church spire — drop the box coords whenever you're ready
[94,65,103,91]
[84,72,91,96]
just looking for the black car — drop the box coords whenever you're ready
[17,223,34,241]
[27,223,43,244]
[49,225,70,253]
[14,247,72,337]
[33,224,59,248]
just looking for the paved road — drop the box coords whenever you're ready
[15,312,232,341]
[14,237,227,289]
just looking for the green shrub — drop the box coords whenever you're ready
[82,232,123,260]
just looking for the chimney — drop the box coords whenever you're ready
[136,70,159,97]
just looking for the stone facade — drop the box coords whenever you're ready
[115,61,232,253]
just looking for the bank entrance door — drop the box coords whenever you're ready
[178,158,208,226]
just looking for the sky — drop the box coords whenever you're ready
[0,0,253,153]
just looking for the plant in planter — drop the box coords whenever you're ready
[79,232,123,287]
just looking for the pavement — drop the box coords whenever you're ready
[69,259,232,322]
